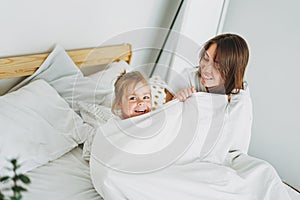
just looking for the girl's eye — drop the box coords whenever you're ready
[143,95,150,100]
[129,96,137,101]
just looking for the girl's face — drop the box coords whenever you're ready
[120,81,152,119]
[199,43,224,88]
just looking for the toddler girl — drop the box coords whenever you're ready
[112,71,152,119]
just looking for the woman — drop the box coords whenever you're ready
[169,33,249,102]
[168,33,252,157]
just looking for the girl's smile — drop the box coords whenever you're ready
[119,82,152,119]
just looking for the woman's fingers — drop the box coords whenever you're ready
[175,87,196,102]
[191,86,196,93]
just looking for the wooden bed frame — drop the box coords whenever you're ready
[0,44,132,79]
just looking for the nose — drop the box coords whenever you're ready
[200,63,212,74]
[137,100,145,106]
[200,65,212,76]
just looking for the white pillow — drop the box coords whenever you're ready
[77,102,114,161]
[87,60,132,107]
[8,44,110,112]
[77,102,114,128]
[0,79,94,174]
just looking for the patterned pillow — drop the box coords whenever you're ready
[149,76,169,110]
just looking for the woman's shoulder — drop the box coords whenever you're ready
[182,67,198,76]
[184,67,205,92]
[230,82,252,103]
[181,67,200,83]
[167,66,205,95]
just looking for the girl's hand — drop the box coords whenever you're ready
[173,87,196,102]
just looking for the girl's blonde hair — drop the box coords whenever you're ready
[111,70,150,116]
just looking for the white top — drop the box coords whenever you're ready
[168,67,205,94]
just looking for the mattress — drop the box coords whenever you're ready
[23,147,102,200]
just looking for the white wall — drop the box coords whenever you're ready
[0,0,181,93]
[223,0,300,189]
[0,0,178,58]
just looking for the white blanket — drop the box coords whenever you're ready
[90,91,291,200]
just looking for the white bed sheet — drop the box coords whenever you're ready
[88,92,300,200]
[21,147,299,200]
[23,147,102,200]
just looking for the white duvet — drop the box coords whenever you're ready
[90,90,291,200]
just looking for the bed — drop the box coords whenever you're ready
[0,44,299,200]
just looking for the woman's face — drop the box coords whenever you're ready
[199,43,224,88]
[120,81,152,119]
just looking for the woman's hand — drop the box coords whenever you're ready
[173,87,196,102]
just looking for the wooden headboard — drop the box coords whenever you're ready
[0,44,132,79]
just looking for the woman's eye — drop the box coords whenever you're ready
[202,57,209,62]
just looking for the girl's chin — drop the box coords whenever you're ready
[130,110,150,117]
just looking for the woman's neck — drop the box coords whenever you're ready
[205,85,226,94]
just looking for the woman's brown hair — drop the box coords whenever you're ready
[199,33,249,94]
